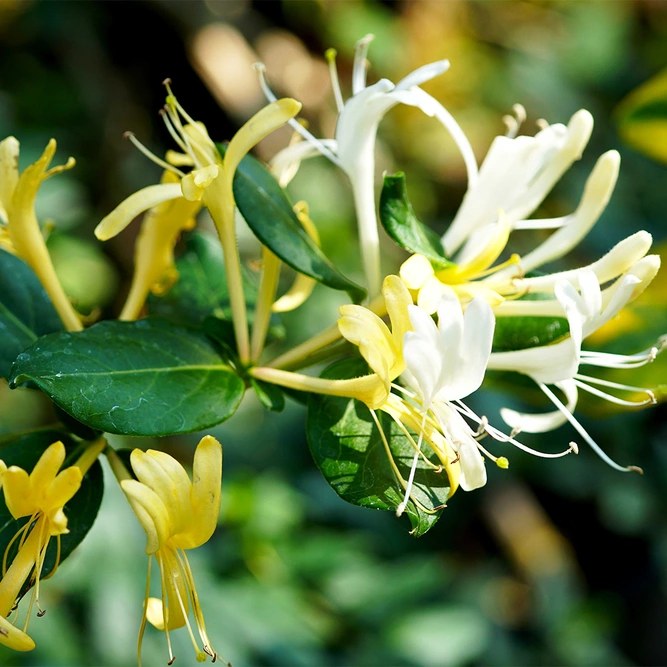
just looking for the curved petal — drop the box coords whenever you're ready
[0,613,35,652]
[121,479,171,555]
[176,435,222,549]
[131,449,192,537]
[519,150,620,272]
[2,468,33,519]
[95,183,183,241]
[44,466,83,518]
[501,379,578,433]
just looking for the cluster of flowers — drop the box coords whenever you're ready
[0,35,663,664]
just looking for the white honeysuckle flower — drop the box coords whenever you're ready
[398,288,494,498]
[489,268,663,472]
[442,109,594,257]
[257,35,478,296]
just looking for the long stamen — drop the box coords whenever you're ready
[164,103,200,169]
[157,553,176,666]
[573,377,655,407]
[163,79,212,147]
[125,132,185,178]
[453,400,577,459]
[160,109,190,155]
[539,382,641,473]
[396,412,427,517]
[325,48,345,112]
[169,555,206,662]
[253,63,343,169]
[137,557,152,667]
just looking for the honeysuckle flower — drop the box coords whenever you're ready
[400,108,647,317]
[95,83,301,362]
[0,136,82,331]
[252,275,412,410]
[0,439,104,652]
[119,169,201,321]
[117,436,225,666]
[258,35,478,296]
[488,266,663,472]
[397,288,494,499]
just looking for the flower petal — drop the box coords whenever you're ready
[176,435,222,549]
[121,479,171,555]
[94,183,183,241]
[0,136,19,223]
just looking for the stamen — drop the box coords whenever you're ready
[573,377,656,407]
[125,132,185,177]
[156,553,176,667]
[253,63,343,169]
[352,34,374,95]
[325,48,345,112]
[539,382,640,472]
[163,105,200,169]
[396,412,427,517]
[503,103,526,139]
[137,558,152,667]
[160,109,190,155]
[536,118,550,130]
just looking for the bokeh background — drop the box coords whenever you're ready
[1,0,667,665]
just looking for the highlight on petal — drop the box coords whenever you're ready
[121,479,171,555]
[94,182,183,241]
[0,136,20,223]
[180,164,220,201]
[181,435,223,549]
[400,253,434,291]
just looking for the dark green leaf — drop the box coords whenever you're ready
[493,315,569,352]
[9,318,245,436]
[53,404,103,441]
[217,144,366,304]
[147,232,258,325]
[380,173,453,270]
[0,248,64,379]
[307,358,450,536]
[250,378,285,413]
[0,430,103,583]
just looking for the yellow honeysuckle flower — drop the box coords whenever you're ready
[338,274,413,391]
[118,436,226,666]
[0,136,82,331]
[0,439,104,652]
[96,84,301,363]
[120,170,201,320]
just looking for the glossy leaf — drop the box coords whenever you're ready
[217,144,366,304]
[0,248,64,378]
[0,430,104,581]
[307,358,450,536]
[379,173,453,270]
[493,315,570,352]
[9,318,245,436]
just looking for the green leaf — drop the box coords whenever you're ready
[493,315,570,352]
[0,430,103,583]
[379,173,453,271]
[307,358,450,536]
[147,231,258,325]
[9,319,245,436]
[217,144,366,304]
[0,248,64,379]
[250,377,285,413]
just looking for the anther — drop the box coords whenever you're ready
[123,131,134,140]
[474,416,488,438]
[568,441,579,455]
[167,657,176,666]
[37,609,46,618]
[163,78,172,86]
[628,465,644,474]
[451,452,461,465]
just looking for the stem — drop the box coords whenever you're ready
[250,248,281,362]
[206,193,250,364]
[266,291,387,370]
[74,438,106,476]
[105,446,133,483]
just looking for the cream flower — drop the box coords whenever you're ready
[0,439,104,652]
[119,436,225,666]
[489,267,663,472]
[0,137,82,331]
[258,35,478,296]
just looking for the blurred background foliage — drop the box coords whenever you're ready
[1,0,667,665]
